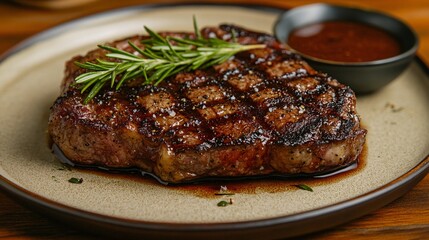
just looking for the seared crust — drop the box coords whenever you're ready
[48,25,366,183]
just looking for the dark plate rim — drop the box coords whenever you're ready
[1,2,429,239]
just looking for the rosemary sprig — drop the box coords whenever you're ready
[74,18,266,103]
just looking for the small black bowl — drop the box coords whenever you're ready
[274,3,419,94]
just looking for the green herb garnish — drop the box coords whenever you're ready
[74,17,265,104]
[52,176,59,182]
[68,177,83,184]
[217,200,230,207]
[217,197,234,207]
[293,184,313,192]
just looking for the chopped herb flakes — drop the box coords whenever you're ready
[57,165,71,171]
[217,200,229,207]
[385,102,404,113]
[68,177,83,184]
[293,184,313,192]
[217,198,234,207]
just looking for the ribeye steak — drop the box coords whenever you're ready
[48,24,366,183]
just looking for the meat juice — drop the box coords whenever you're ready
[53,143,366,198]
[175,145,367,198]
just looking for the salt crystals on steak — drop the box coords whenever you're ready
[48,24,367,183]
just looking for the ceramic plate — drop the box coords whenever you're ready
[0,4,428,239]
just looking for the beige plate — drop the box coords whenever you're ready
[0,4,429,239]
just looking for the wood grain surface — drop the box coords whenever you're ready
[1,0,429,239]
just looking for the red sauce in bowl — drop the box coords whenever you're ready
[287,21,401,62]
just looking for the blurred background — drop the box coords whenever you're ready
[1,0,428,64]
[0,0,428,239]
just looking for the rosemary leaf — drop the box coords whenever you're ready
[85,81,105,104]
[99,45,136,57]
[80,78,100,93]
[128,40,146,55]
[193,15,201,40]
[106,53,141,61]
[170,37,204,47]
[144,26,166,43]
[111,68,117,88]
[97,59,118,66]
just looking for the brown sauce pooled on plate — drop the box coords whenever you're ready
[287,21,401,62]
[176,144,367,198]
[59,144,367,199]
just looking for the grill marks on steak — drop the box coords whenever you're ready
[48,24,366,183]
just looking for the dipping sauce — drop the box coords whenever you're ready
[287,21,401,62]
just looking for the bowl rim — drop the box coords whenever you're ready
[273,3,419,66]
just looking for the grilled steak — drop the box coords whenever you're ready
[48,24,366,183]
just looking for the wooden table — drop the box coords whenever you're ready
[0,0,428,239]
